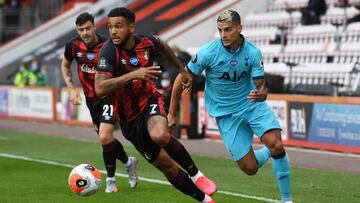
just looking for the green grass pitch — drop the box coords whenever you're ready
[0,129,359,203]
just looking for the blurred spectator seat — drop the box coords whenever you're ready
[244,11,301,29]
[241,27,280,45]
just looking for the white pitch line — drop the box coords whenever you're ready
[0,153,280,203]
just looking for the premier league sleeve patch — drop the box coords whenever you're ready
[191,54,197,63]
[98,58,107,69]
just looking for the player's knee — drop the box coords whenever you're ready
[149,128,170,147]
[268,139,284,155]
[241,165,258,176]
[98,132,113,145]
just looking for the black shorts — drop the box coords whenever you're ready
[85,96,116,132]
[120,95,167,163]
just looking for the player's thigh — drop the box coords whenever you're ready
[248,103,281,140]
[151,148,179,179]
[216,114,254,161]
[121,117,161,163]
[145,95,169,146]
[147,115,169,146]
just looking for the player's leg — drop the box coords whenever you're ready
[249,104,292,202]
[146,97,216,195]
[120,116,215,203]
[261,130,292,202]
[98,123,138,190]
[216,113,259,175]
[97,98,138,190]
[151,148,215,203]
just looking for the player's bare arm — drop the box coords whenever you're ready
[61,57,81,105]
[61,57,74,88]
[95,66,162,97]
[248,77,268,102]
[167,67,194,127]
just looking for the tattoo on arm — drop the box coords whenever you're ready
[61,58,74,88]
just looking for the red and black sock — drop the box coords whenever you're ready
[168,169,205,202]
[102,139,128,177]
[164,136,199,176]
[114,139,129,164]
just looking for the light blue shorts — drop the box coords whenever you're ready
[215,103,281,161]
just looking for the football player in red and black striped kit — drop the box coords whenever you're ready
[95,7,216,203]
[61,12,138,193]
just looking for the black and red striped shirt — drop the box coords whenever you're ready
[96,34,161,123]
[64,34,107,98]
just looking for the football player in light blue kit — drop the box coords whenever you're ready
[168,10,293,203]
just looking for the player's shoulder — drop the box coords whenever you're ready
[97,34,108,44]
[200,39,220,52]
[100,39,116,53]
[66,35,82,46]
[243,37,262,56]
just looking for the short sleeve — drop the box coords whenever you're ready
[64,42,74,62]
[146,34,161,53]
[96,42,116,77]
[251,49,265,79]
[186,46,208,77]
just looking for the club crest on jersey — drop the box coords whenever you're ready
[259,60,264,68]
[130,56,139,66]
[76,52,83,58]
[87,52,95,60]
[230,59,238,66]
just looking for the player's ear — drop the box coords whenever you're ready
[238,24,242,33]
[129,22,135,33]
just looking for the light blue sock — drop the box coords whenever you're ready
[272,153,292,202]
[254,147,271,168]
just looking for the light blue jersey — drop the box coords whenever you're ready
[187,35,265,117]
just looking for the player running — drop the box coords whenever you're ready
[94,7,216,203]
[168,10,293,203]
[61,12,138,193]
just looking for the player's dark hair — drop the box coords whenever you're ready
[108,7,135,23]
[217,10,241,25]
[75,12,94,26]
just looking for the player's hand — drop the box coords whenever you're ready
[180,71,192,93]
[167,113,177,127]
[131,66,162,82]
[248,89,267,102]
[70,89,81,105]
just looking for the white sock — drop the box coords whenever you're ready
[125,157,132,167]
[191,170,204,182]
[106,176,116,181]
[202,194,212,203]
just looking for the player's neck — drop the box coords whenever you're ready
[86,35,99,47]
[123,36,136,50]
[228,37,243,52]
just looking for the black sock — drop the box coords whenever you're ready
[168,169,205,202]
[102,140,117,177]
[164,136,199,176]
[114,139,129,164]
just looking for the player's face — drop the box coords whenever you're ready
[108,16,135,45]
[217,21,242,49]
[76,21,97,45]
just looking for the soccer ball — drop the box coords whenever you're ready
[68,164,102,196]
